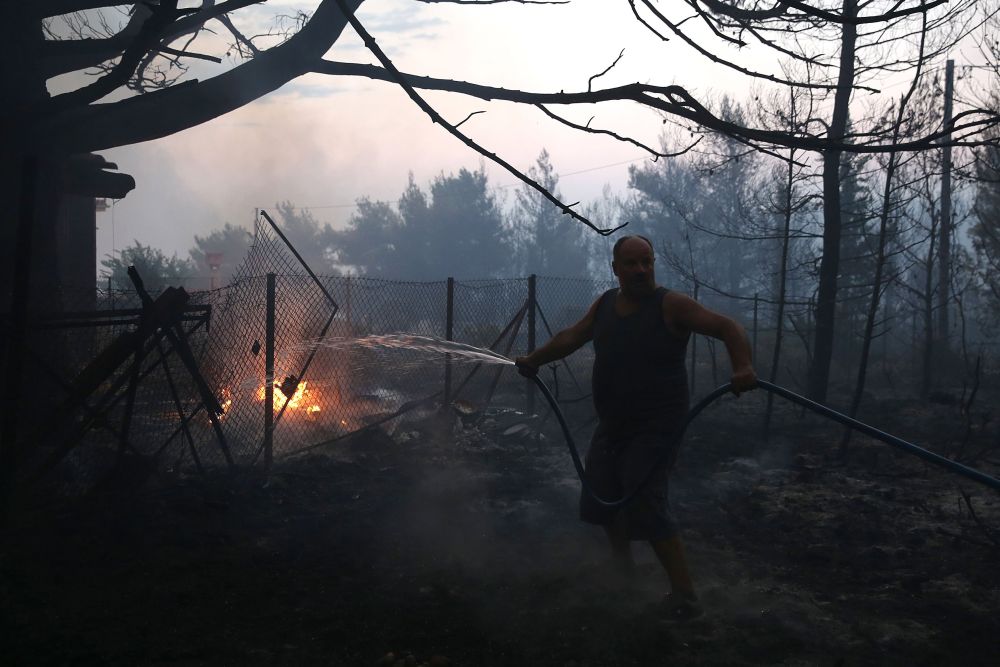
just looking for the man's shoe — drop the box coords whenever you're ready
[658,593,704,623]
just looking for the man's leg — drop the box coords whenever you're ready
[650,534,695,600]
[605,519,635,575]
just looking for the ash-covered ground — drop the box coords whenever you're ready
[2,391,999,666]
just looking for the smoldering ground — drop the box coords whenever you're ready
[2,389,999,666]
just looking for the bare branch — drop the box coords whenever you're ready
[40,6,149,78]
[40,0,265,78]
[33,1,132,19]
[454,110,486,129]
[588,48,625,93]
[43,0,187,113]
[331,0,624,236]
[26,0,364,153]
[156,45,222,64]
[217,11,261,57]
[536,103,700,159]
[415,0,569,4]
[696,0,787,22]
[632,0,880,93]
[315,60,1000,154]
[699,0,950,25]
[687,3,749,47]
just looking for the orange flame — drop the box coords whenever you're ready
[257,379,321,418]
[218,387,234,418]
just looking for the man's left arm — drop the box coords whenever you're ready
[663,292,757,395]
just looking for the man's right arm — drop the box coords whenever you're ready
[514,297,600,377]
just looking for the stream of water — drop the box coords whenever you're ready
[292,333,516,366]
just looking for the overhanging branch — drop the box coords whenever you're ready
[313,60,1000,155]
[25,0,363,153]
[40,0,265,79]
[332,0,624,236]
[33,1,129,19]
[698,0,950,25]
[415,0,569,4]
[536,104,698,159]
[633,0,877,92]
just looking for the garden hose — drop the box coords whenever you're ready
[529,375,1000,507]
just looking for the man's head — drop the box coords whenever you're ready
[612,235,656,298]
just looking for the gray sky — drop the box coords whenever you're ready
[86,0,988,270]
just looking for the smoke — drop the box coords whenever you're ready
[349,415,674,645]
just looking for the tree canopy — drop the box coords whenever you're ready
[190,222,252,286]
[331,168,508,280]
[510,150,591,277]
[100,239,196,291]
[10,0,1000,403]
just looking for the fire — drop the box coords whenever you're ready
[257,379,322,418]
[218,387,233,418]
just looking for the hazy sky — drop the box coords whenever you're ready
[88,0,763,268]
[86,0,985,271]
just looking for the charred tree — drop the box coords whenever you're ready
[763,141,806,440]
[807,0,858,402]
[4,1,999,414]
[937,59,955,361]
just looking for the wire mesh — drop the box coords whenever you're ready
[20,219,841,497]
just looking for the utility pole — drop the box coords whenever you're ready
[937,58,954,358]
[526,274,536,415]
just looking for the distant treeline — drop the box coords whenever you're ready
[102,104,1000,401]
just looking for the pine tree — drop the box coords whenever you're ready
[511,150,590,276]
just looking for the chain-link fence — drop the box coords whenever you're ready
[23,213,924,498]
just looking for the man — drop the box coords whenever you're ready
[515,235,757,621]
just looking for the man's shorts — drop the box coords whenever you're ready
[578,420,683,541]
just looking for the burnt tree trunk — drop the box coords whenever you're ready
[763,147,797,441]
[936,59,954,365]
[921,228,936,399]
[841,147,899,456]
[807,0,858,402]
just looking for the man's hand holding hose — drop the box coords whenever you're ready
[730,365,758,397]
[513,314,594,382]
[514,356,539,379]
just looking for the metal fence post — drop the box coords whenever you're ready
[527,274,536,414]
[807,296,815,362]
[445,277,454,404]
[264,273,276,471]
[753,293,759,363]
[689,333,697,396]
[346,274,352,327]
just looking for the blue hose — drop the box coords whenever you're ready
[530,376,1000,506]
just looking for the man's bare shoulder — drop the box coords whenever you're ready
[567,294,604,337]
[661,289,696,337]
[662,289,696,312]
[580,293,604,322]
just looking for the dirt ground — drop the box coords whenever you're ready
[2,391,999,666]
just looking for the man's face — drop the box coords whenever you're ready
[613,238,656,298]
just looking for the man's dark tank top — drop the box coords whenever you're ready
[591,287,690,435]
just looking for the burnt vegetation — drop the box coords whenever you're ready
[3,1,1000,665]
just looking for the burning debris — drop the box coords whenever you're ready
[257,375,322,419]
[218,387,234,416]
